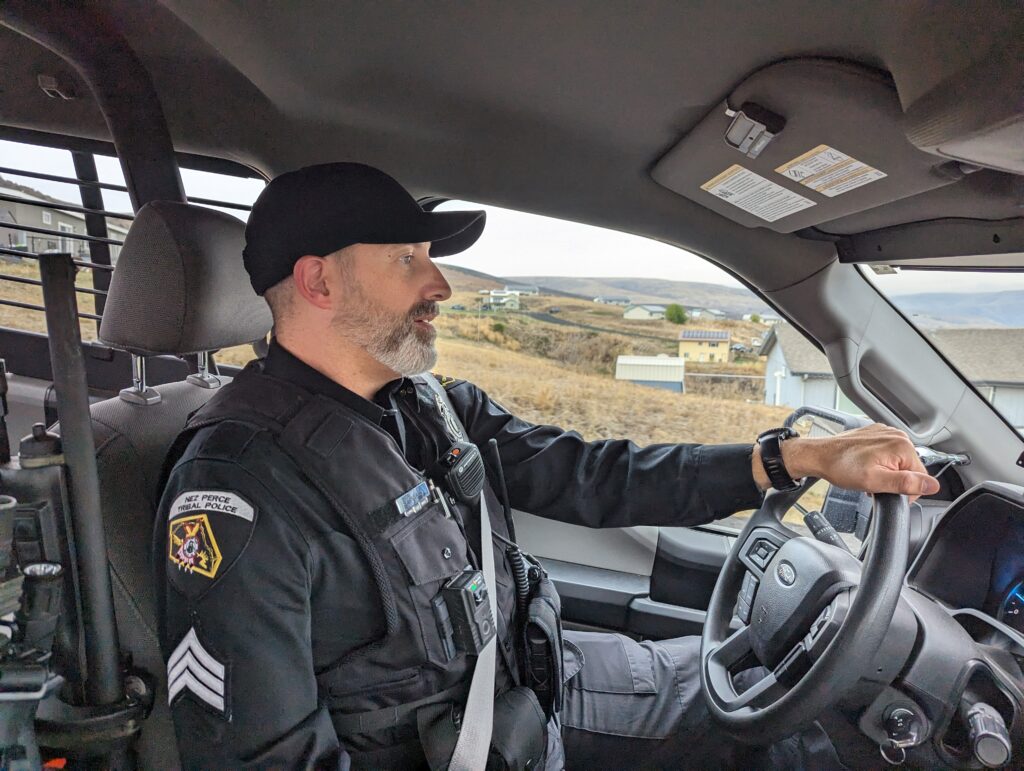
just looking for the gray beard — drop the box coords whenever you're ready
[333,289,438,377]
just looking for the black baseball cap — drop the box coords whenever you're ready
[243,162,486,295]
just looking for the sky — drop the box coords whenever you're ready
[2,140,1018,296]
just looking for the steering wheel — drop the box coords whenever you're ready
[699,481,909,744]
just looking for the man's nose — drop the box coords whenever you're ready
[424,258,452,301]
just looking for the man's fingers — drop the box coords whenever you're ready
[871,468,940,498]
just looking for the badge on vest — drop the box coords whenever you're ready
[366,480,432,534]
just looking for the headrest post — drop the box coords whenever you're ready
[186,351,222,390]
[119,354,161,405]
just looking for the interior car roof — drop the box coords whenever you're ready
[0,0,1021,294]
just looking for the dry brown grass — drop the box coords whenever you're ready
[434,337,789,445]
[0,258,103,340]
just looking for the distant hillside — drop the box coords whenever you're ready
[888,290,1024,328]
[438,264,504,292]
[513,276,770,315]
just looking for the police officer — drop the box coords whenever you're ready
[155,163,939,769]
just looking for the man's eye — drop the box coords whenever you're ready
[399,254,413,265]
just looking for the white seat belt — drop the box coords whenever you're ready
[422,375,497,771]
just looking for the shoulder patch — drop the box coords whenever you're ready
[166,490,257,598]
[431,373,465,390]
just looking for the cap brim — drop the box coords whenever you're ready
[419,210,487,258]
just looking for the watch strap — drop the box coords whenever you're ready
[757,427,800,492]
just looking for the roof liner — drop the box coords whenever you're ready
[0,0,1021,291]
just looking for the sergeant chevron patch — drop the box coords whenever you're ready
[168,626,228,715]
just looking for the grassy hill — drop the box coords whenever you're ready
[509,275,771,315]
[433,336,788,446]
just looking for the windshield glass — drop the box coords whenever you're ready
[863,266,1024,436]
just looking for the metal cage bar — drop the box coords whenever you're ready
[14,222,122,247]
[0,191,133,221]
[0,248,116,272]
[0,297,102,321]
[0,272,107,297]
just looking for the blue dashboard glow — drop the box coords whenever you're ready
[1001,580,1024,632]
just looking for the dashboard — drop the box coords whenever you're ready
[908,481,1024,639]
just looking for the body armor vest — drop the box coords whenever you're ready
[166,362,520,766]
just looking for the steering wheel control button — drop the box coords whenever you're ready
[740,572,759,605]
[776,561,797,586]
[736,572,759,624]
[748,538,777,570]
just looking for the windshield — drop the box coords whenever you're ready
[863,266,1024,437]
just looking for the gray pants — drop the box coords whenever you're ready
[553,631,845,770]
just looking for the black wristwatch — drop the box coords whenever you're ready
[756,427,801,492]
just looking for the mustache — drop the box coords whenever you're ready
[408,301,439,321]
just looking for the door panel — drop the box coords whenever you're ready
[512,510,659,575]
[514,509,736,640]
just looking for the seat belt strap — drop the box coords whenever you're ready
[421,375,497,771]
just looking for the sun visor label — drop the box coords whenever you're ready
[700,165,816,222]
[775,145,886,198]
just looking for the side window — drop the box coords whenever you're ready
[0,138,263,354]
[433,200,806,532]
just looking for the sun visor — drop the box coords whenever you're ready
[652,60,958,234]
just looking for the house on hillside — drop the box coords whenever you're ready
[594,295,631,305]
[485,290,521,310]
[615,355,686,392]
[0,177,130,262]
[678,329,731,363]
[623,304,666,320]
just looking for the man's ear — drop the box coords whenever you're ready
[292,255,334,311]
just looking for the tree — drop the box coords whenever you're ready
[665,303,687,324]
[750,313,762,324]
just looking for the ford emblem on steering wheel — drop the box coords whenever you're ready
[777,562,797,586]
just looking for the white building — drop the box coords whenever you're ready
[615,355,686,392]
[623,304,666,320]
[594,296,631,305]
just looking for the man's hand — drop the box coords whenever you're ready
[752,423,942,501]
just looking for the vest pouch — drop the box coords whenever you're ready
[392,505,471,668]
[416,686,546,771]
[523,575,564,718]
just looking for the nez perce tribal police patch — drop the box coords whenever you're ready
[169,514,222,578]
[166,491,256,595]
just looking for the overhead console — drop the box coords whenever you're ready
[652,59,963,234]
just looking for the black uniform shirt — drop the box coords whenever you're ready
[157,339,765,767]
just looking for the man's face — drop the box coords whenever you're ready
[329,242,452,376]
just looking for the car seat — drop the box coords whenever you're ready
[73,201,271,768]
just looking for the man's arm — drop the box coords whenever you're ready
[157,455,346,769]
[445,380,764,528]
[764,422,940,500]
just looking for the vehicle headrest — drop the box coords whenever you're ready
[99,201,273,356]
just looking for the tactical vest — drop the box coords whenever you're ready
[166,361,521,767]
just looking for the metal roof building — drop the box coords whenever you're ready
[614,355,686,392]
